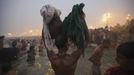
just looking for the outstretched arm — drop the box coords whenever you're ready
[44,43,57,61]
[42,30,56,60]
[70,49,82,64]
[88,45,102,65]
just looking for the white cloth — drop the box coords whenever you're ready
[40,4,61,24]
[40,4,61,51]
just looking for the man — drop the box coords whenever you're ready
[0,36,18,75]
[27,45,36,65]
[41,4,87,75]
[105,41,134,75]
[88,39,111,75]
[128,19,134,41]
[45,36,82,75]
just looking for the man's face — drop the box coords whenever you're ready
[116,53,134,71]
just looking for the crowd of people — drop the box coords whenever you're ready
[43,36,134,75]
[0,20,134,75]
[0,30,134,75]
[0,36,44,75]
[0,3,134,75]
[89,19,134,48]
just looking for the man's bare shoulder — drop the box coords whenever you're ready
[48,51,58,61]
[62,54,76,66]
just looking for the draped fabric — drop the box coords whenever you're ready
[40,4,61,24]
[41,3,90,54]
[61,3,89,51]
[40,4,61,50]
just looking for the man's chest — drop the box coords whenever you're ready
[51,58,76,69]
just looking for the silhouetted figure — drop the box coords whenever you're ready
[27,46,36,65]
[89,39,111,75]
[45,37,82,75]
[105,41,134,75]
[128,19,134,41]
[0,36,18,75]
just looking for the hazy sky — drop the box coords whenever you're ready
[0,0,134,36]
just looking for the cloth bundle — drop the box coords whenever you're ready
[61,3,89,50]
[41,3,90,54]
[40,4,61,50]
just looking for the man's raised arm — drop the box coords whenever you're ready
[70,49,82,64]
[42,31,56,60]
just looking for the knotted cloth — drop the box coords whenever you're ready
[61,3,89,51]
[41,3,89,55]
[40,4,61,50]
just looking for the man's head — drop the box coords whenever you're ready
[101,39,111,48]
[0,35,4,49]
[55,35,68,55]
[116,41,134,71]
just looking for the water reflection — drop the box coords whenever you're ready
[44,62,54,75]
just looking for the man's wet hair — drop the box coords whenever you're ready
[117,41,134,59]
[55,35,68,50]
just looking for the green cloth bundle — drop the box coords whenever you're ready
[61,3,89,54]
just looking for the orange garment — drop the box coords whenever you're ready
[89,45,104,65]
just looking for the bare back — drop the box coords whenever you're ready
[47,50,82,75]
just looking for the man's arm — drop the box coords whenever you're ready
[88,46,102,65]
[42,31,57,60]
[44,44,57,61]
[46,50,57,60]
[70,49,82,64]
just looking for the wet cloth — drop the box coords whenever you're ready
[41,4,61,50]
[40,5,61,50]
[61,3,89,50]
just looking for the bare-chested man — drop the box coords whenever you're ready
[44,37,82,75]
[41,4,86,75]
